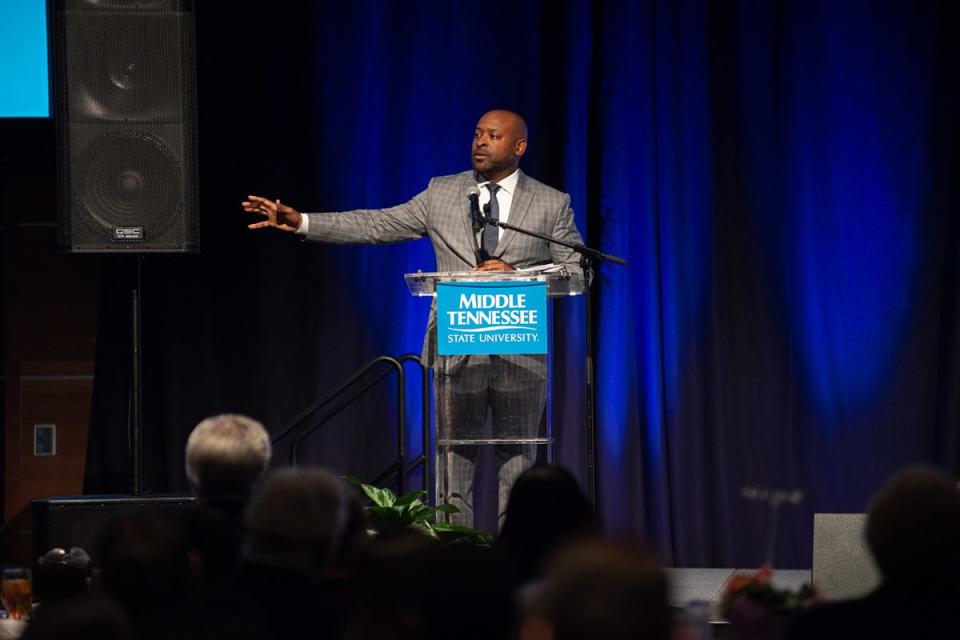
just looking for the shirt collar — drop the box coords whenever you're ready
[478,168,520,195]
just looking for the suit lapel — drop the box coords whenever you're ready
[495,169,534,258]
[458,173,481,267]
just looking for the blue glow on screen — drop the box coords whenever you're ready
[0,0,49,117]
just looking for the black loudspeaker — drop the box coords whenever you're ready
[32,495,195,600]
[51,0,199,253]
[32,495,195,564]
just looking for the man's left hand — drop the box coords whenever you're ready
[474,259,514,272]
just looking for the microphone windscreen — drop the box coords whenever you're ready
[466,185,480,198]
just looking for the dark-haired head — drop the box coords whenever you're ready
[496,464,601,587]
[866,465,960,589]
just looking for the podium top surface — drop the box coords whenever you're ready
[404,265,585,297]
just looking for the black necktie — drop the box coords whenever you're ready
[483,183,501,258]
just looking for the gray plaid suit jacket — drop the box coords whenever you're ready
[303,169,585,374]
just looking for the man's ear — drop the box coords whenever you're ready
[515,138,528,159]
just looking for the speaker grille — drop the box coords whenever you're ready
[65,10,186,122]
[55,0,199,253]
[65,123,195,250]
[32,495,196,600]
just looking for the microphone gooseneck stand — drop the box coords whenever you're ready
[483,214,626,509]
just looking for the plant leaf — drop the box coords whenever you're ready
[368,505,402,531]
[407,504,435,524]
[344,475,399,508]
[395,490,428,507]
[343,474,364,487]
[397,503,419,526]
[431,522,494,546]
[434,503,460,514]
[378,487,398,507]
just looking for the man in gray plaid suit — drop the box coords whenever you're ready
[243,110,585,528]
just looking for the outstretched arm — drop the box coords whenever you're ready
[243,189,430,245]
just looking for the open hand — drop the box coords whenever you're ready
[242,195,303,232]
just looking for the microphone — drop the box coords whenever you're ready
[466,185,484,263]
[466,185,483,232]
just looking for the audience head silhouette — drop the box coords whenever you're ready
[246,467,361,574]
[21,594,129,640]
[866,465,960,588]
[521,539,670,640]
[497,464,601,586]
[185,413,271,501]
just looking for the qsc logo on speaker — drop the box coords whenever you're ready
[113,227,144,241]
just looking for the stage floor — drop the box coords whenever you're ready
[666,567,811,616]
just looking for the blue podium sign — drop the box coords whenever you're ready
[436,280,548,355]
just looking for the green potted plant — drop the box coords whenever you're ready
[345,476,493,546]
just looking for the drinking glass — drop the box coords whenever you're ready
[1,568,32,621]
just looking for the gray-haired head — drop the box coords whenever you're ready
[184,414,272,501]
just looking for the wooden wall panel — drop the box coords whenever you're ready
[13,378,93,514]
[12,227,98,377]
[2,123,101,565]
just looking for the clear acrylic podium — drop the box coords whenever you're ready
[404,266,585,526]
[404,265,586,297]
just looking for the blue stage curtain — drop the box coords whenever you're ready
[85,0,960,568]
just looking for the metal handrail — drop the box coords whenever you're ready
[399,354,431,496]
[271,354,430,494]
[290,357,403,472]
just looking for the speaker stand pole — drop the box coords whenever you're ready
[130,256,143,497]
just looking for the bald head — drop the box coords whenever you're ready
[472,110,528,182]
[483,110,528,138]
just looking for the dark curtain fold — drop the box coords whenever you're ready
[85,0,960,568]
